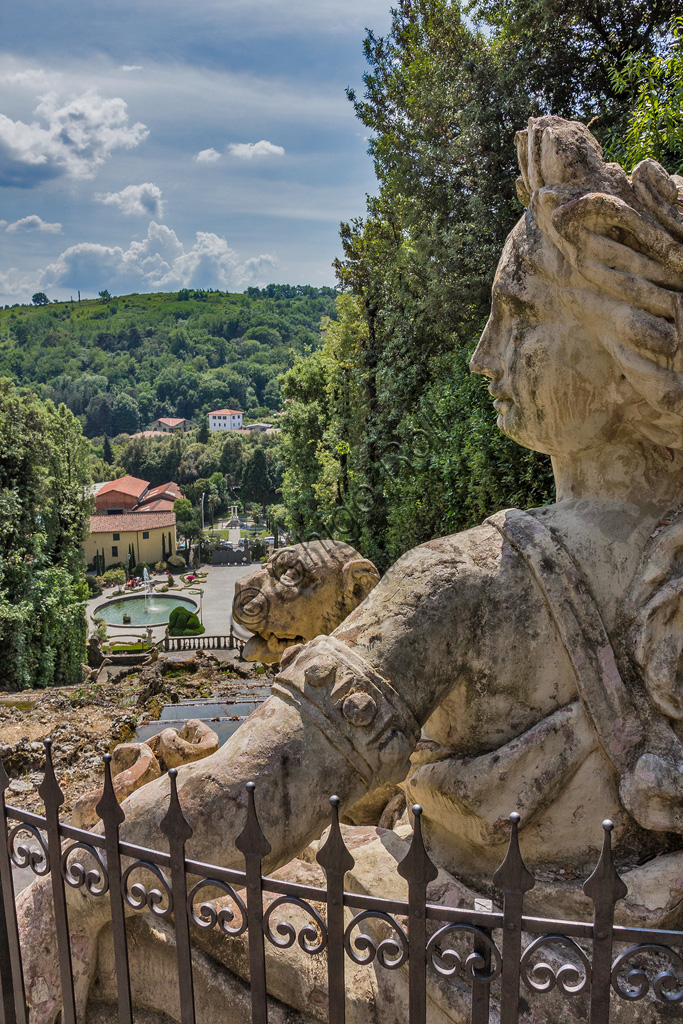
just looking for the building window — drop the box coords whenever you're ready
[111,546,118,557]
[113,533,120,540]
[142,531,149,539]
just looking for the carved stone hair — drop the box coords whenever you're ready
[515,116,683,449]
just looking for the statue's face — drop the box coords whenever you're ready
[470,217,628,457]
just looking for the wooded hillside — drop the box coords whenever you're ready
[0,285,336,437]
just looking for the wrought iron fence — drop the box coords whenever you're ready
[1,740,682,1024]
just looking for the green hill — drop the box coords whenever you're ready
[0,285,337,436]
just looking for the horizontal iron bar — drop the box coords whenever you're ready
[7,805,683,948]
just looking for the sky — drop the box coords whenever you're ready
[0,0,393,305]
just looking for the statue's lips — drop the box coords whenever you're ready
[243,631,306,664]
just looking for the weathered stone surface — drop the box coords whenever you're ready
[232,540,380,663]
[17,116,683,1022]
[148,718,219,770]
[71,742,161,828]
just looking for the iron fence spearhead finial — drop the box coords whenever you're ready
[397,805,438,886]
[492,812,535,895]
[38,738,64,809]
[583,819,628,905]
[235,781,272,860]
[96,753,125,826]
[160,769,193,845]
[316,795,355,875]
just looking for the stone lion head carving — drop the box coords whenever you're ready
[232,540,380,663]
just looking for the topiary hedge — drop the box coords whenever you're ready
[168,605,205,636]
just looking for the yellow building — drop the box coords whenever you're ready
[83,511,177,570]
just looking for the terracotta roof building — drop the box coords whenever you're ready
[95,475,150,512]
[83,511,177,571]
[208,408,243,432]
[86,476,183,569]
[147,417,196,433]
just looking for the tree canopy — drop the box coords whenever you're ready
[280,0,680,569]
[0,380,92,689]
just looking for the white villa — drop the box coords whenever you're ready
[208,408,243,432]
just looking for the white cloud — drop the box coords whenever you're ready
[0,90,148,187]
[0,67,57,89]
[6,215,62,233]
[95,182,164,218]
[34,221,277,295]
[229,140,285,160]
[195,147,221,163]
[121,65,143,71]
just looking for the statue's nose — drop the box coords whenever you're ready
[470,315,504,380]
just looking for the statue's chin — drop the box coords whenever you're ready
[243,632,305,664]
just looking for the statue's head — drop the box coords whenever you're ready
[232,540,380,663]
[470,116,683,460]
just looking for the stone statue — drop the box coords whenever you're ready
[17,117,683,1021]
[232,540,381,663]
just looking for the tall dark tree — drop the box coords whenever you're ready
[0,380,92,689]
[281,0,678,569]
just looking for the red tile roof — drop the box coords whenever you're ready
[142,481,183,502]
[135,499,175,513]
[209,408,242,416]
[96,475,149,498]
[89,511,176,533]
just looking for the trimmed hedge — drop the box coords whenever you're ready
[168,605,205,636]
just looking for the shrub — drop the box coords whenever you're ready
[250,538,267,560]
[154,561,167,572]
[92,617,108,642]
[167,574,175,586]
[168,605,204,636]
[97,568,126,587]
[167,554,186,571]
[84,573,102,597]
[133,562,149,578]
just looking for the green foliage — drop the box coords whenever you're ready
[167,554,186,571]
[168,605,204,635]
[0,287,337,440]
[97,569,126,587]
[606,17,683,171]
[132,563,149,578]
[280,0,674,570]
[0,379,92,689]
[32,293,49,306]
[84,573,102,597]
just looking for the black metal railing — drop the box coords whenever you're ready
[1,741,682,1024]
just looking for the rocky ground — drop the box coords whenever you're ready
[0,651,267,817]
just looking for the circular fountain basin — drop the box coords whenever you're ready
[93,594,198,627]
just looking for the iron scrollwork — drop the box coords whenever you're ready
[344,910,408,969]
[426,923,502,982]
[8,823,50,876]
[520,934,591,994]
[121,860,173,917]
[187,878,248,937]
[611,944,683,1003]
[61,841,109,897]
[263,896,328,954]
